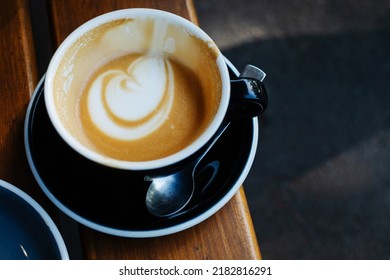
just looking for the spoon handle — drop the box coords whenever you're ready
[193,65,265,170]
[193,122,230,171]
[144,122,230,182]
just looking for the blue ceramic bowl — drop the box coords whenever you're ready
[0,180,68,259]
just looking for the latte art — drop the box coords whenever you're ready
[79,52,216,161]
[51,12,223,163]
[87,55,174,140]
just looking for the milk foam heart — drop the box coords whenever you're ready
[87,55,174,140]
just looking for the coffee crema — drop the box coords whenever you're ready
[51,15,222,162]
[80,53,212,161]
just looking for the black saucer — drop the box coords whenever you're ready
[24,63,259,237]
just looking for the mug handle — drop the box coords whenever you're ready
[226,65,268,120]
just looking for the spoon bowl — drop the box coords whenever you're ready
[145,167,195,217]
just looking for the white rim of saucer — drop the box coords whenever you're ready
[0,179,69,259]
[44,8,231,171]
[25,61,259,238]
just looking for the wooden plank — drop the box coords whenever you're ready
[48,0,261,259]
[49,0,197,46]
[80,188,261,259]
[0,0,41,197]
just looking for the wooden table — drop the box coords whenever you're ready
[0,0,261,259]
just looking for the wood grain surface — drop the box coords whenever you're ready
[79,188,260,259]
[0,0,47,204]
[0,0,261,260]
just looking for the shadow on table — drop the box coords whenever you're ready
[222,29,390,259]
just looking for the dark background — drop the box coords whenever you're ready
[195,0,390,259]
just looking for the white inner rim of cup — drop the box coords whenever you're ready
[44,8,230,170]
